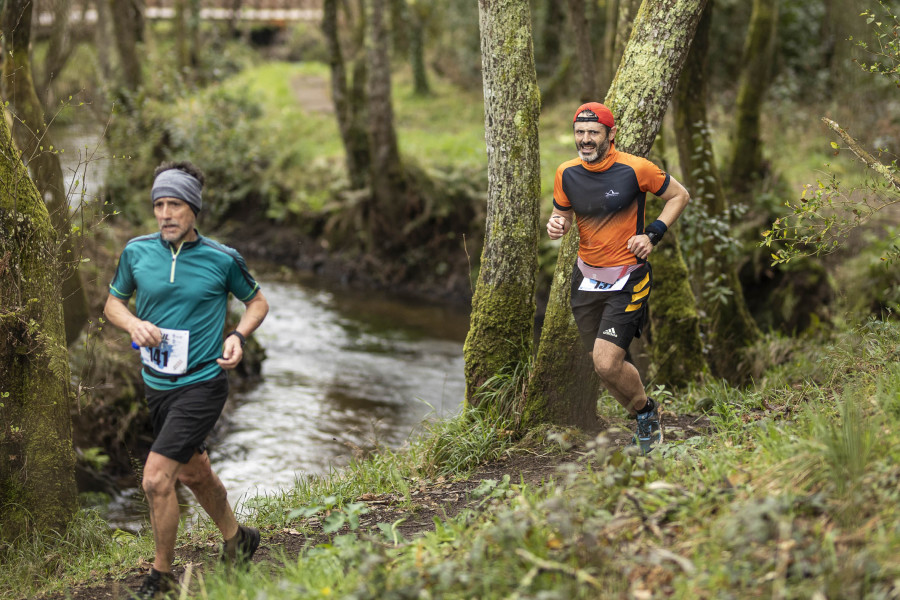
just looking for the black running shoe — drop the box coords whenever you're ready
[136,568,176,599]
[633,402,663,454]
[221,524,260,566]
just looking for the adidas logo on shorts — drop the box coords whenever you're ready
[603,327,617,338]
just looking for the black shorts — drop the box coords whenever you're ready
[144,372,229,464]
[570,262,651,351]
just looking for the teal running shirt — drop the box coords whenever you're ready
[109,232,260,390]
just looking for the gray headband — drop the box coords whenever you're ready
[151,169,202,214]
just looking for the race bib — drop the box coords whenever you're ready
[140,328,190,375]
[578,273,630,292]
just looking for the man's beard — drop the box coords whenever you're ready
[578,138,610,163]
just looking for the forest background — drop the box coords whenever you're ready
[1,0,900,598]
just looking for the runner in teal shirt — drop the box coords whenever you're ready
[104,161,269,598]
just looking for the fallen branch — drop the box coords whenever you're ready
[515,548,602,589]
[822,117,900,191]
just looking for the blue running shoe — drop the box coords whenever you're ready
[633,401,663,454]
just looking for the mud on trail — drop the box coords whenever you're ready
[38,412,708,600]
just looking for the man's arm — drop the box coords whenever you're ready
[104,294,162,347]
[626,176,690,260]
[217,290,270,369]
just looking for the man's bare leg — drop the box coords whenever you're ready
[178,450,239,541]
[591,339,649,416]
[142,452,185,573]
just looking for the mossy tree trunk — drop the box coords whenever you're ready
[0,103,78,543]
[463,0,542,406]
[323,0,370,190]
[673,0,759,377]
[108,0,144,93]
[727,0,778,193]
[524,0,708,430]
[1,0,89,346]
[565,0,598,102]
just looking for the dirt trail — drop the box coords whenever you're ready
[290,73,333,114]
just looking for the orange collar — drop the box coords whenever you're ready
[580,143,618,172]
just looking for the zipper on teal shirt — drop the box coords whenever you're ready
[170,242,184,283]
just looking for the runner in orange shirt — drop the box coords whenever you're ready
[546,102,690,453]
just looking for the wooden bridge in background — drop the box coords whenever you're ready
[34,0,323,30]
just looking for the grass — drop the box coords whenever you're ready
[4,319,900,599]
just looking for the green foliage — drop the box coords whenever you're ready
[761,4,900,270]
[855,2,900,87]
[680,201,749,306]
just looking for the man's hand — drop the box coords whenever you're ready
[129,320,163,347]
[217,335,244,370]
[547,214,570,240]
[627,234,654,260]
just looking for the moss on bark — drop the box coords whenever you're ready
[464,0,542,405]
[0,101,77,542]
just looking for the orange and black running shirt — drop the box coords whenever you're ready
[553,145,670,267]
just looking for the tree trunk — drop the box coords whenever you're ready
[612,0,641,73]
[366,0,404,221]
[673,0,759,376]
[323,0,370,190]
[525,0,708,429]
[175,0,190,73]
[463,0,542,408]
[565,0,598,102]
[601,0,618,93]
[408,2,430,96]
[228,0,243,38]
[94,0,115,84]
[2,0,89,346]
[727,0,778,192]
[388,0,409,57]
[0,102,78,543]
[108,0,144,93]
[37,0,73,104]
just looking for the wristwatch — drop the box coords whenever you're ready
[645,230,662,246]
[226,330,246,347]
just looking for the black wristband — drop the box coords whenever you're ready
[644,219,668,246]
[226,330,246,347]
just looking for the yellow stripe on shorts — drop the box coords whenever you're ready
[631,287,649,303]
[633,273,650,292]
[625,302,643,312]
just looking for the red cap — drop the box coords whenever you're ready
[573,102,614,128]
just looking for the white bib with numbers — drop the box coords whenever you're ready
[140,328,190,375]
[578,273,630,292]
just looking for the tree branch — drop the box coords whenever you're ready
[822,117,900,191]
